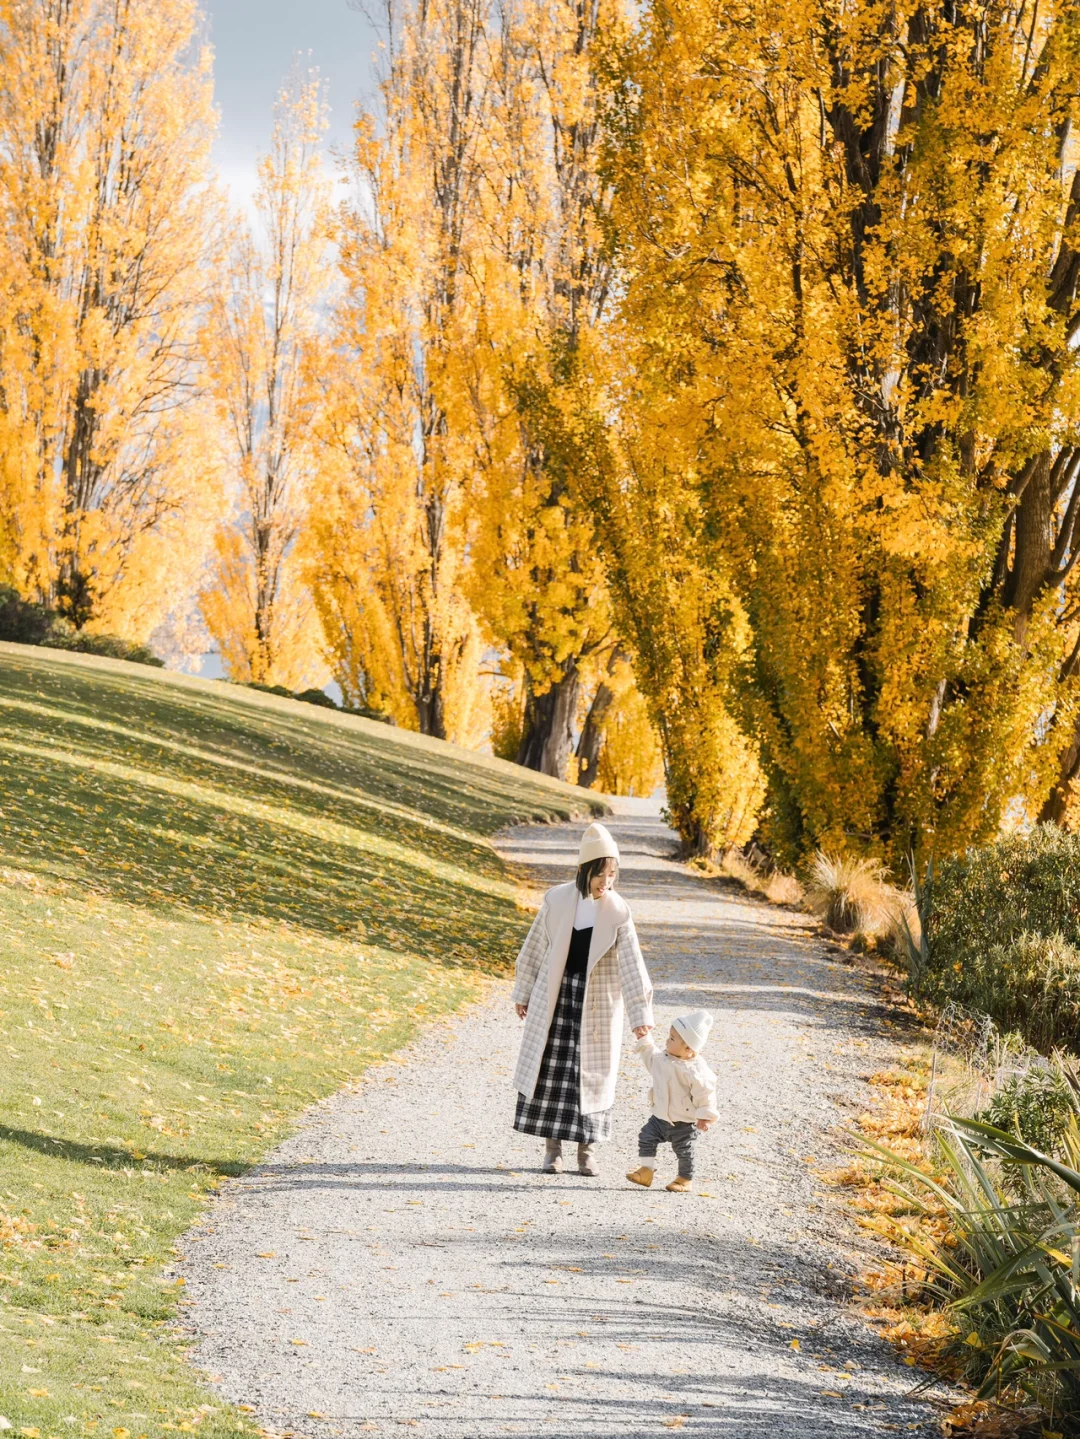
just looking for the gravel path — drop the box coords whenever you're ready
[180,816,946,1436]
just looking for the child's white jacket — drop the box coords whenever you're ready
[635,1035,719,1124]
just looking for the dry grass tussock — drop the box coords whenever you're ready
[714,846,920,966]
[716,848,805,905]
[805,850,916,950]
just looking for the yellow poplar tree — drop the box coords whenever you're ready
[0,0,220,640]
[462,0,628,778]
[579,650,664,796]
[575,389,766,849]
[606,0,1080,862]
[307,0,489,743]
[200,75,328,690]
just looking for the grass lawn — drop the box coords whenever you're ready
[0,645,600,1437]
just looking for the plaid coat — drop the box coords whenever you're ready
[512,881,654,1114]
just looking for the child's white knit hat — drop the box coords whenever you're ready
[673,1009,713,1053]
[578,822,619,865]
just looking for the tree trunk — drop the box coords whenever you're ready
[414,673,448,740]
[57,368,104,628]
[1004,450,1055,644]
[1041,728,1080,826]
[575,677,616,788]
[666,797,712,858]
[517,665,579,779]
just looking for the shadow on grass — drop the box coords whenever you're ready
[0,1124,252,1177]
[0,652,580,962]
[1,652,594,840]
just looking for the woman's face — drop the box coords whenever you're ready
[589,859,616,899]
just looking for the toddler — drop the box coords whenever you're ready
[626,1009,718,1193]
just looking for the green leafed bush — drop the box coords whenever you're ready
[924,827,1080,1051]
[928,825,1080,956]
[0,584,56,644]
[242,681,385,718]
[935,932,1080,1053]
[0,583,163,666]
[50,627,164,666]
[978,1060,1077,1165]
[294,685,339,709]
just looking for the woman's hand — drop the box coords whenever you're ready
[514,1003,528,1020]
[632,1024,652,1040]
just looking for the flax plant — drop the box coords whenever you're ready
[867,1108,1080,1423]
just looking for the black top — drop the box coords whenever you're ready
[565,924,593,978]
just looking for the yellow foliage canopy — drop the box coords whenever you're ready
[199,74,328,691]
[606,0,1080,862]
[0,0,220,643]
[306,0,490,744]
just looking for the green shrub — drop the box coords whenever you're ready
[244,681,349,713]
[246,680,296,699]
[928,825,1080,960]
[931,932,1080,1053]
[924,827,1080,1051]
[0,583,163,666]
[0,584,56,644]
[295,686,339,709]
[53,629,163,666]
[978,1061,1076,1158]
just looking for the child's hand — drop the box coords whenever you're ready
[632,1025,652,1040]
[514,1003,528,1019]
[696,1118,713,1131]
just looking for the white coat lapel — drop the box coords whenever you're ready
[587,890,628,973]
[545,882,577,1018]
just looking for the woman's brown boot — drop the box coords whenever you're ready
[577,1143,598,1176]
[542,1139,563,1173]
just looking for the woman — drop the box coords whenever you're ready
[512,822,654,1175]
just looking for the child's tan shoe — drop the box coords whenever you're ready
[666,1176,692,1193]
[626,1165,654,1187]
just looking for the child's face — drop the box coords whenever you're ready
[665,1026,696,1060]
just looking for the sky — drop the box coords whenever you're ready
[204,0,380,209]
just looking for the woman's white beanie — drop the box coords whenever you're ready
[577,821,620,866]
[673,1009,713,1054]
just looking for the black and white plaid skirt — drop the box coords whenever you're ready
[513,967,613,1144]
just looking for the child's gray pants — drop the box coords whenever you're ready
[638,1114,698,1178]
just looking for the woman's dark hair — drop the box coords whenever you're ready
[576,856,618,898]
